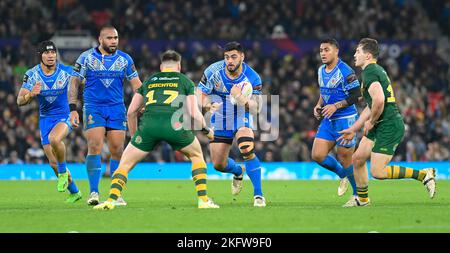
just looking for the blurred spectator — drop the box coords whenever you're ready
[425,141,450,161]
[3,151,24,164]
[271,25,288,39]
[0,0,441,41]
[25,140,45,164]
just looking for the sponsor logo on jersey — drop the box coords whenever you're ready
[346,73,357,83]
[393,144,399,151]
[159,77,179,81]
[253,84,262,91]
[135,135,142,144]
[87,114,95,125]
[200,74,207,84]
[330,76,341,87]
[74,63,81,73]
[172,121,183,131]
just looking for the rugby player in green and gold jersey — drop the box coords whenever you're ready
[94,50,219,210]
[338,38,436,207]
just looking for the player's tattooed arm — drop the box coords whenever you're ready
[69,76,82,105]
[323,99,349,118]
[68,76,84,127]
[335,87,362,109]
[129,77,142,93]
[17,83,41,106]
[322,87,361,118]
[333,100,348,109]
[16,89,31,106]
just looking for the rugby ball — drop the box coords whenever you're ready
[230,81,253,105]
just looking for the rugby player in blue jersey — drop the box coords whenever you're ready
[17,41,82,203]
[311,38,361,206]
[197,42,266,207]
[69,26,142,206]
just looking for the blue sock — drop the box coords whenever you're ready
[57,161,67,174]
[244,156,263,197]
[318,155,347,178]
[223,158,243,177]
[110,159,119,177]
[345,165,357,196]
[86,155,102,193]
[67,180,79,194]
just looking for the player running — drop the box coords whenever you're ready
[69,26,142,206]
[16,40,82,203]
[197,42,266,207]
[338,38,436,207]
[311,38,361,203]
[93,50,218,210]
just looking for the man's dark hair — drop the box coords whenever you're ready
[37,40,57,57]
[358,38,379,59]
[160,50,181,63]
[99,25,117,35]
[223,41,244,53]
[320,37,340,49]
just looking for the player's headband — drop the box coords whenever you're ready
[37,41,57,58]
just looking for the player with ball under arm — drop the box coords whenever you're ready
[197,42,266,207]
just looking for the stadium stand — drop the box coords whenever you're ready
[0,0,449,164]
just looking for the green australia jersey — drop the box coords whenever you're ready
[138,71,195,116]
[361,63,402,121]
[132,71,197,152]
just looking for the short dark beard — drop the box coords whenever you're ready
[227,61,241,73]
[102,45,117,54]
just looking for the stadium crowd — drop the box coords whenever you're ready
[1,0,449,164]
[0,0,438,42]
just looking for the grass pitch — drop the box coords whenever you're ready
[0,180,448,233]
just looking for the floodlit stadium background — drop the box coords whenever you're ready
[0,0,449,179]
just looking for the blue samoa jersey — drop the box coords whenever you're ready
[318,59,360,120]
[22,63,74,117]
[198,60,262,131]
[73,47,138,106]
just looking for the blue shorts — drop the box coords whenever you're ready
[211,112,252,139]
[83,104,127,131]
[39,115,73,145]
[316,114,358,147]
